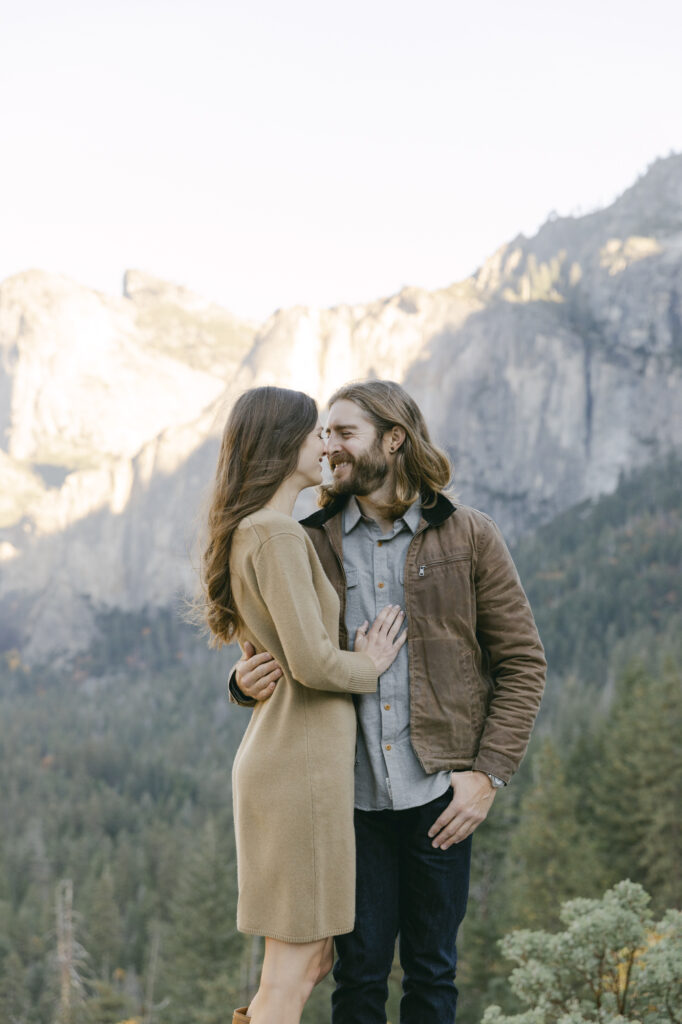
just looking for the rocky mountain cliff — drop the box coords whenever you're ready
[405,156,682,531]
[1,155,681,662]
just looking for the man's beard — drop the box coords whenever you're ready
[329,441,389,497]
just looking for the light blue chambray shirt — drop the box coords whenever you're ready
[343,497,452,811]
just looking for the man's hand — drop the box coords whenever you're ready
[428,771,497,850]
[235,641,282,700]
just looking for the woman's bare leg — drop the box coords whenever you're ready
[247,935,334,1024]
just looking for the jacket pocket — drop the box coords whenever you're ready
[407,554,475,639]
[463,649,491,733]
[410,637,477,758]
[414,552,471,577]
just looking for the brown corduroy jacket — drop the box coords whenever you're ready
[297,493,546,784]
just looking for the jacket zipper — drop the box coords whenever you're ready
[403,525,429,748]
[417,553,469,576]
[323,522,348,633]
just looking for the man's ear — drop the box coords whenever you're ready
[386,426,406,453]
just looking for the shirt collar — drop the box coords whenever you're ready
[343,496,365,534]
[343,496,422,535]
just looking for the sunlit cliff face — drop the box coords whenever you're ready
[2,154,682,661]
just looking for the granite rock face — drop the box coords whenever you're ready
[404,155,682,533]
[1,156,681,661]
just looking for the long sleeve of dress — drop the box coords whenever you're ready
[250,528,378,695]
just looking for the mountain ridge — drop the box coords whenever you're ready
[1,153,681,661]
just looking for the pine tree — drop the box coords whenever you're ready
[54,879,91,1024]
[161,818,241,1023]
[502,739,607,931]
[630,658,682,909]
[0,951,28,1023]
[482,880,682,1024]
[84,979,130,1024]
[589,659,682,910]
[455,781,528,1022]
[84,868,123,979]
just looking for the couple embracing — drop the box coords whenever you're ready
[199,379,546,1024]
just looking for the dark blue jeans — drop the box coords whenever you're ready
[332,787,472,1024]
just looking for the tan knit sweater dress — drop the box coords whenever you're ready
[230,508,378,942]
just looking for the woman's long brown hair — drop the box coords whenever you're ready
[200,386,317,647]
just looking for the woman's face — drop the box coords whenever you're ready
[296,420,327,487]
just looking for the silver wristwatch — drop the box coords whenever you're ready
[484,772,506,788]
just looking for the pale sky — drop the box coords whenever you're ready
[1,0,681,321]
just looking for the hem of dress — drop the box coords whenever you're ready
[237,921,354,942]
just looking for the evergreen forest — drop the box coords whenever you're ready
[1,452,680,1023]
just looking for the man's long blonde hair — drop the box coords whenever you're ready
[319,380,452,513]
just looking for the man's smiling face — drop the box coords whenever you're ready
[325,398,390,497]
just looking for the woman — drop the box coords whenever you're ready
[200,386,406,1024]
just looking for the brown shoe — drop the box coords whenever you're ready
[232,1009,250,1023]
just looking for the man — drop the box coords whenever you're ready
[229,380,546,1023]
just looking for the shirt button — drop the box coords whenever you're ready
[377,540,383,547]
[378,582,385,589]
[385,744,392,751]
[384,704,391,710]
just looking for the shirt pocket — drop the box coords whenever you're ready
[346,567,359,588]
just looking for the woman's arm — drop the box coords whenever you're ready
[251,530,379,694]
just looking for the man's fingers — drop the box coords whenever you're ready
[237,650,283,698]
[253,667,282,691]
[247,652,278,671]
[245,654,282,683]
[428,797,487,849]
[243,640,256,658]
[427,796,474,847]
[431,812,474,849]
[428,804,457,839]
[437,823,475,850]
[252,679,278,699]
[236,650,274,684]
[243,667,281,701]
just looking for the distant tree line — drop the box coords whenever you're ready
[0,450,680,1023]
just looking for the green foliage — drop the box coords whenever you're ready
[457,649,681,1022]
[588,660,682,911]
[482,881,682,1024]
[0,657,244,1022]
[450,451,682,1023]
[162,818,242,1023]
[83,869,123,978]
[84,979,131,1024]
[0,951,29,1022]
[512,449,682,695]
[1,450,681,1022]
[502,740,608,931]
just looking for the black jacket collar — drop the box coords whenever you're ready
[300,492,456,530]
